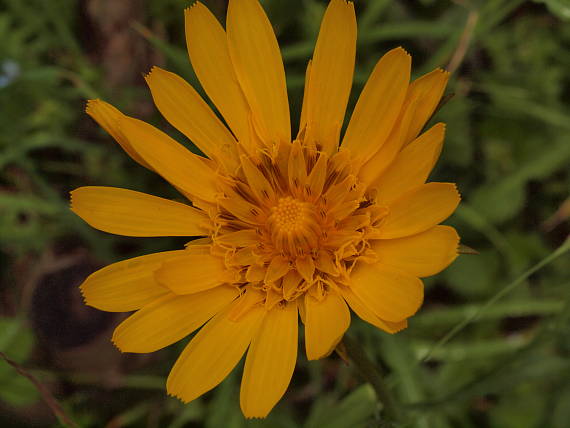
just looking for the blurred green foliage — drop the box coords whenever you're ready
[1,0,569,427]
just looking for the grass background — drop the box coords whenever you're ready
[1,0,569,426]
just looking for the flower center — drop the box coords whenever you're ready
[269,197,305,232]
[267,196,321,256]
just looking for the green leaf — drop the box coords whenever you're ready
[205,370,245,428]
[0,370,40,407]
[534,0,570,20]
[0,318,34,363]
[415,299,564,327]
[304,385,378,428]
[490,382,546,428]
[0,318,38,407]
[470,137,570,224]
[551,384,570,428]
[444,251,500,299]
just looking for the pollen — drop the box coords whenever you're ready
[269,197,306,232]
[267,197,321,256]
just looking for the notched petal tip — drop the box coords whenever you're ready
[143,65,161,82]
[433,67,450,75]
[85,99,100,114]
[85,98,111,116]
[330,0,355,10]
[166,390,187,403]
[383,47,412,73]
[166,385,195,404]
[77,280,92,307]
[242,409,269,419]
[336,0,355,10]
[442,225,461,257]
[185,0,203,13]
[386,320,408,334]
[69,187,83,212]
[110,332,127,353]
[450,182,462,201]
[184,1,211,28]
[391,46,411,58]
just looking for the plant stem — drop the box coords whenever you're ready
[340,335,401,425]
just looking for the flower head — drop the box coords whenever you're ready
[72,0,460,418]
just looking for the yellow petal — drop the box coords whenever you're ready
[288,140,308,193]
[282,270,303,300]
[265,255,290,283]
[374,123,445,205]
[240,155,276,203]
[85,99,151,169]
[233,248,257,266]
[296,256,315,283]
[350,263,423,322]
[403,68,449,144]
[378,182,460,239]
[227,288,265,322]
[119,116,218,203]
[357,95,419,186]
[373,225,459,277]
[341,287,407,333]
[227,0,290,144]
[185,3,250,143]
[298,60,312,137]
[342,48,411,164]
[216,229,259,247]
[112,286,239,353]
[218,184,265,225]
[305,291,350,360]
[144,66,238,172]
[264,288,283,311]
[305,0,356,154]
[306,151,328,200]
[240,301,297,418]
[156,249,236,294]
[80,250,185,312]
[315,250,339,276]
[166,296,265,403]
[246,264,266,282]
[70,186,209,237]
[298,297,306,324]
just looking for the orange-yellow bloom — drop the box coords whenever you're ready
[71,0,460,418]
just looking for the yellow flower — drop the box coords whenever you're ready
[71,0,460,418]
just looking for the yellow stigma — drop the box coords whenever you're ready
[268,197,321,256]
